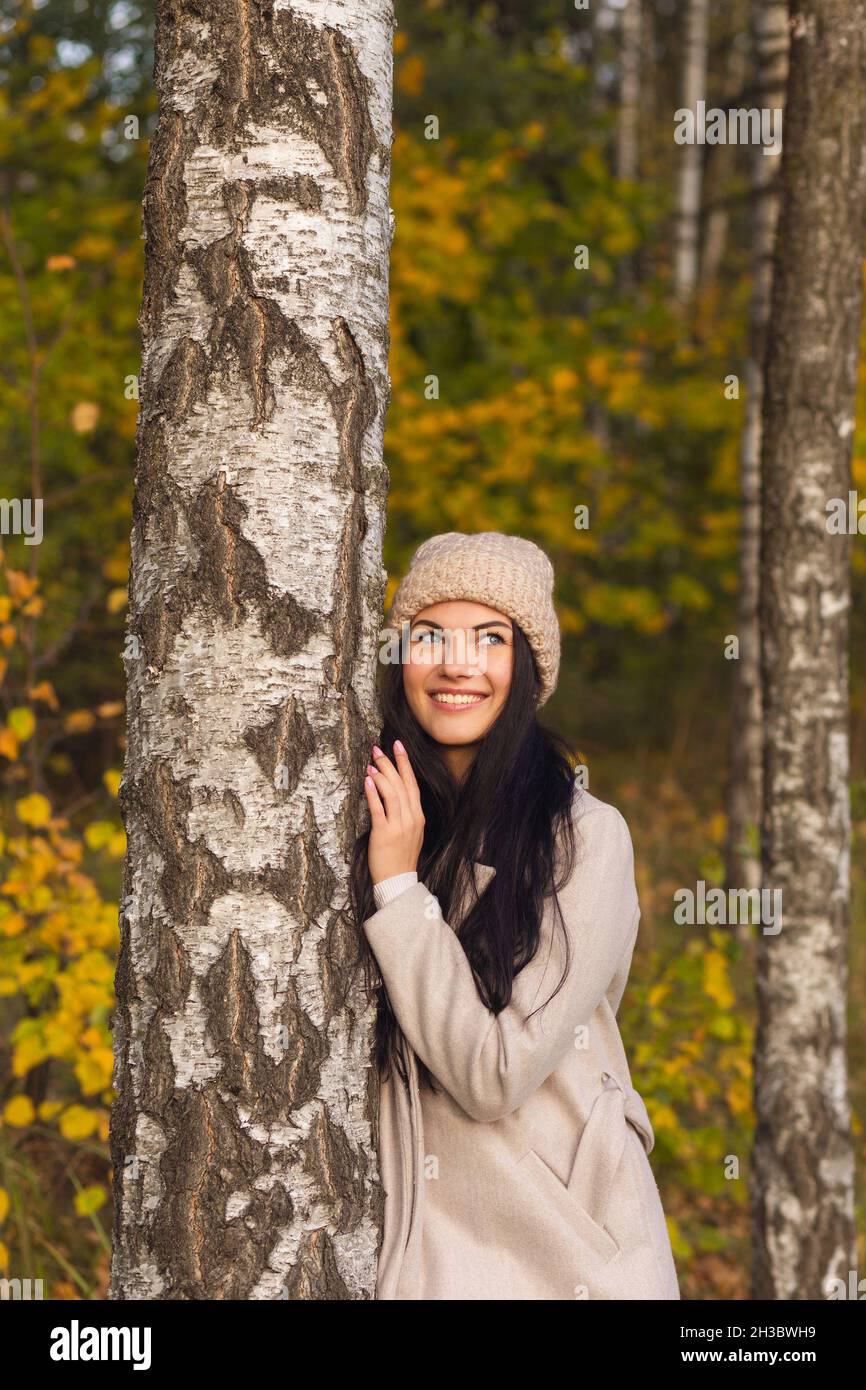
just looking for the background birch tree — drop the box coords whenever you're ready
[673,0,709,304]
[109,0,394,1300]
[724,0,789,912]
[755,0,866,1300]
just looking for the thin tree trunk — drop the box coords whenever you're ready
[755,0,866,1300]
[724,0,789,922]
[617,0,641,183]
[110,0,394,1300]
[674,0,710,303]
[699,0,749,287]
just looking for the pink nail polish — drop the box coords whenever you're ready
[372,745,383,757]
[365,776,373,787]
[394,739,405,753]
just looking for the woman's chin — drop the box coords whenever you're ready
[423,714,493,745]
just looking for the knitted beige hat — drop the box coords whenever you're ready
[386,531,560,705]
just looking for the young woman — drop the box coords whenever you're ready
[349,530,680,1301]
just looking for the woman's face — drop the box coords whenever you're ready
[402,599,514,753]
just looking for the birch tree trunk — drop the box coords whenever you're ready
[699,0,749,289]
[674,0,709,303]
[724,0,789,919]
[109,0,394,1300]
[616,0,641,183]
[755,0,866,1300]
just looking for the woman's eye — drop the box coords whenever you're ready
[479,631,504,645]
[412,630,441,644]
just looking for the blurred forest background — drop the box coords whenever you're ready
[0,0,864,1299]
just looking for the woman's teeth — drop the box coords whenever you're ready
[430,693,486,706]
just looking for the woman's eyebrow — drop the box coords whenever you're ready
[410,620,513,631]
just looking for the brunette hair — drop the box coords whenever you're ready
[347,620,579,1093]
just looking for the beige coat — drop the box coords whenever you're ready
[363,788,680,1300]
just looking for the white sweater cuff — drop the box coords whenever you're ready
[373,871,419,909]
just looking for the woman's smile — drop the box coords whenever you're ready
[428,688,490,712]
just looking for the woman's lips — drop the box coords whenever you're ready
[427,692,490,713]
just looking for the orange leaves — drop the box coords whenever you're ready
[28,680,59,710]
[397,53,425,97]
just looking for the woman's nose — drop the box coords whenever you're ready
[438,629,484,674]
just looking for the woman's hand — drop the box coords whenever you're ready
[364,740,425,885]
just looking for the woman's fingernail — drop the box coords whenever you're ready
[366,764,375,774]
[394,740,405,753]
[372,745,384,757]
[365,776,373,787]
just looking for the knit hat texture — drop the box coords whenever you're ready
[387,531,560,705]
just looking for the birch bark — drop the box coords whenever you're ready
[109,0,394,1300]
[756,0,866,1300]
[674,0,709,303]
[724,0,789,917]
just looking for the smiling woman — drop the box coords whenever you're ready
[348,530,680,1301]
[402,602,515,783]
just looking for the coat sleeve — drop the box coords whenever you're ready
[362,800,641,1123]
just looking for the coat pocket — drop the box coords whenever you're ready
[567,1073,631,1231]
[514,1147,621,1264]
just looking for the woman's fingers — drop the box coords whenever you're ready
[368,748,407,817]
[364,774,385,819]
[392,739,422,808]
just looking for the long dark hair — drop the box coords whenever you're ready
[348,619,580,1094]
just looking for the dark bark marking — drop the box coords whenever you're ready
[243,694,316,796]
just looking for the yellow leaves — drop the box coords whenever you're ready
[0,624,16,649]
[0,1187,8,1223]
[3,1095,35,1127]
[521,121,546,145]
[46,253,76,271]
[102,547,129,585]
[84,820,126,857]
[69,402,100,434]
[7,707,35,741]
[0,728,18,761]
[647,1101,678,1132]
[1,912,27,938]
[96,702,123,720]
[102,769,122,797]
[70,233,113,261]
[12,1033,48,1077]
[15,793,52,828]
[703,949,736,1010]
[106,588,128,614]
[5,569,38,602]
[397,53,425,97]
[59,1105,98,1141]
[74,1185,107,1216]
[38,1101,64,1121]
[75,1049,114,1096]
[584,355,610,389]
[727,1075,752,1119]
[551,366,579,393]
[65,709,95,733]
[29,680,59,710]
